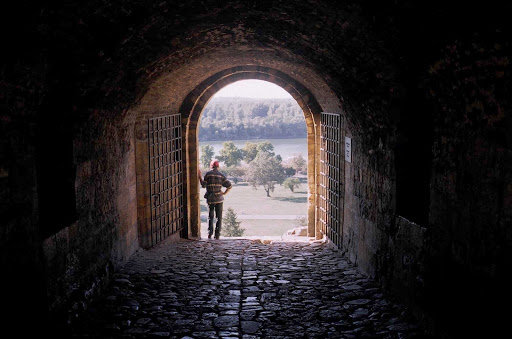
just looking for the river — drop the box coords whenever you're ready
[199,138,308,161]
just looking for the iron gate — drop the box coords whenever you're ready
[319,112,344,248]
[148,114,184,246]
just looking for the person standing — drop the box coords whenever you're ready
[199,160,232,239]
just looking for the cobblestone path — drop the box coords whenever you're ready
[70,238,429,338]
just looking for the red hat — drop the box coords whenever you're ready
[210,160,219,168]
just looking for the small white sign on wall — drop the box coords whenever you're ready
[345,137,352,163]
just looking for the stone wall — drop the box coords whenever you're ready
[41,111,139,324]
[338,5,511,336]
[422,32,511,336]
[342,125,396,279]
[386,217,427,317]
[1,39,51,331]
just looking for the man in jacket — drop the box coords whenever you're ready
[199,160,232,239]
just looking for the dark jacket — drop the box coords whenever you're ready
[202,169,232,204]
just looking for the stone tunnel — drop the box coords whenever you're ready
[1,0,510,337]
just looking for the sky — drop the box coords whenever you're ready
[213,80,293,99]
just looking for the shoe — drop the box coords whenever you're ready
[214,235,219,240]
[208,233,212,239]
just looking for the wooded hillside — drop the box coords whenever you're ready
[199,97,307,141]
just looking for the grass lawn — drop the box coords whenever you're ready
[200,178,308,237]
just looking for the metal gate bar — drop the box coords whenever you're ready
[148,114,184,246]
[319,112,343,248]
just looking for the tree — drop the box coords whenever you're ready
[222,208,245,237]
[244,152,285,197]
[198,98,307,141]
[283,177,301,192]
[288,154,307,173]
[223,166,246,184]
[242,142,259,163]
[243,141,275,163]
[200,145,215,168]
[217,141,244,167]
[283,166,296,176]
[256,141,275,156]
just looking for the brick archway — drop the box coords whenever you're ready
[179,65,323,239]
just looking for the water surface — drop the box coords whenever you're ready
[199,138,308,161]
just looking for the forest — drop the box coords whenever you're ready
[199,97,307,141]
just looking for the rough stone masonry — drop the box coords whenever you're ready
[68,238,429,338]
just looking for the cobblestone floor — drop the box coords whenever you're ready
[69,237,430,338]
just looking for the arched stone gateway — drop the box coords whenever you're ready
[131,55,345,247]
[180,66,326,240]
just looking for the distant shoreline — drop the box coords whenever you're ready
[211,97,295,100]
[198,137,308,160]
[199,136,306,143]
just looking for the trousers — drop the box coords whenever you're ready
[208,202,223,237]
